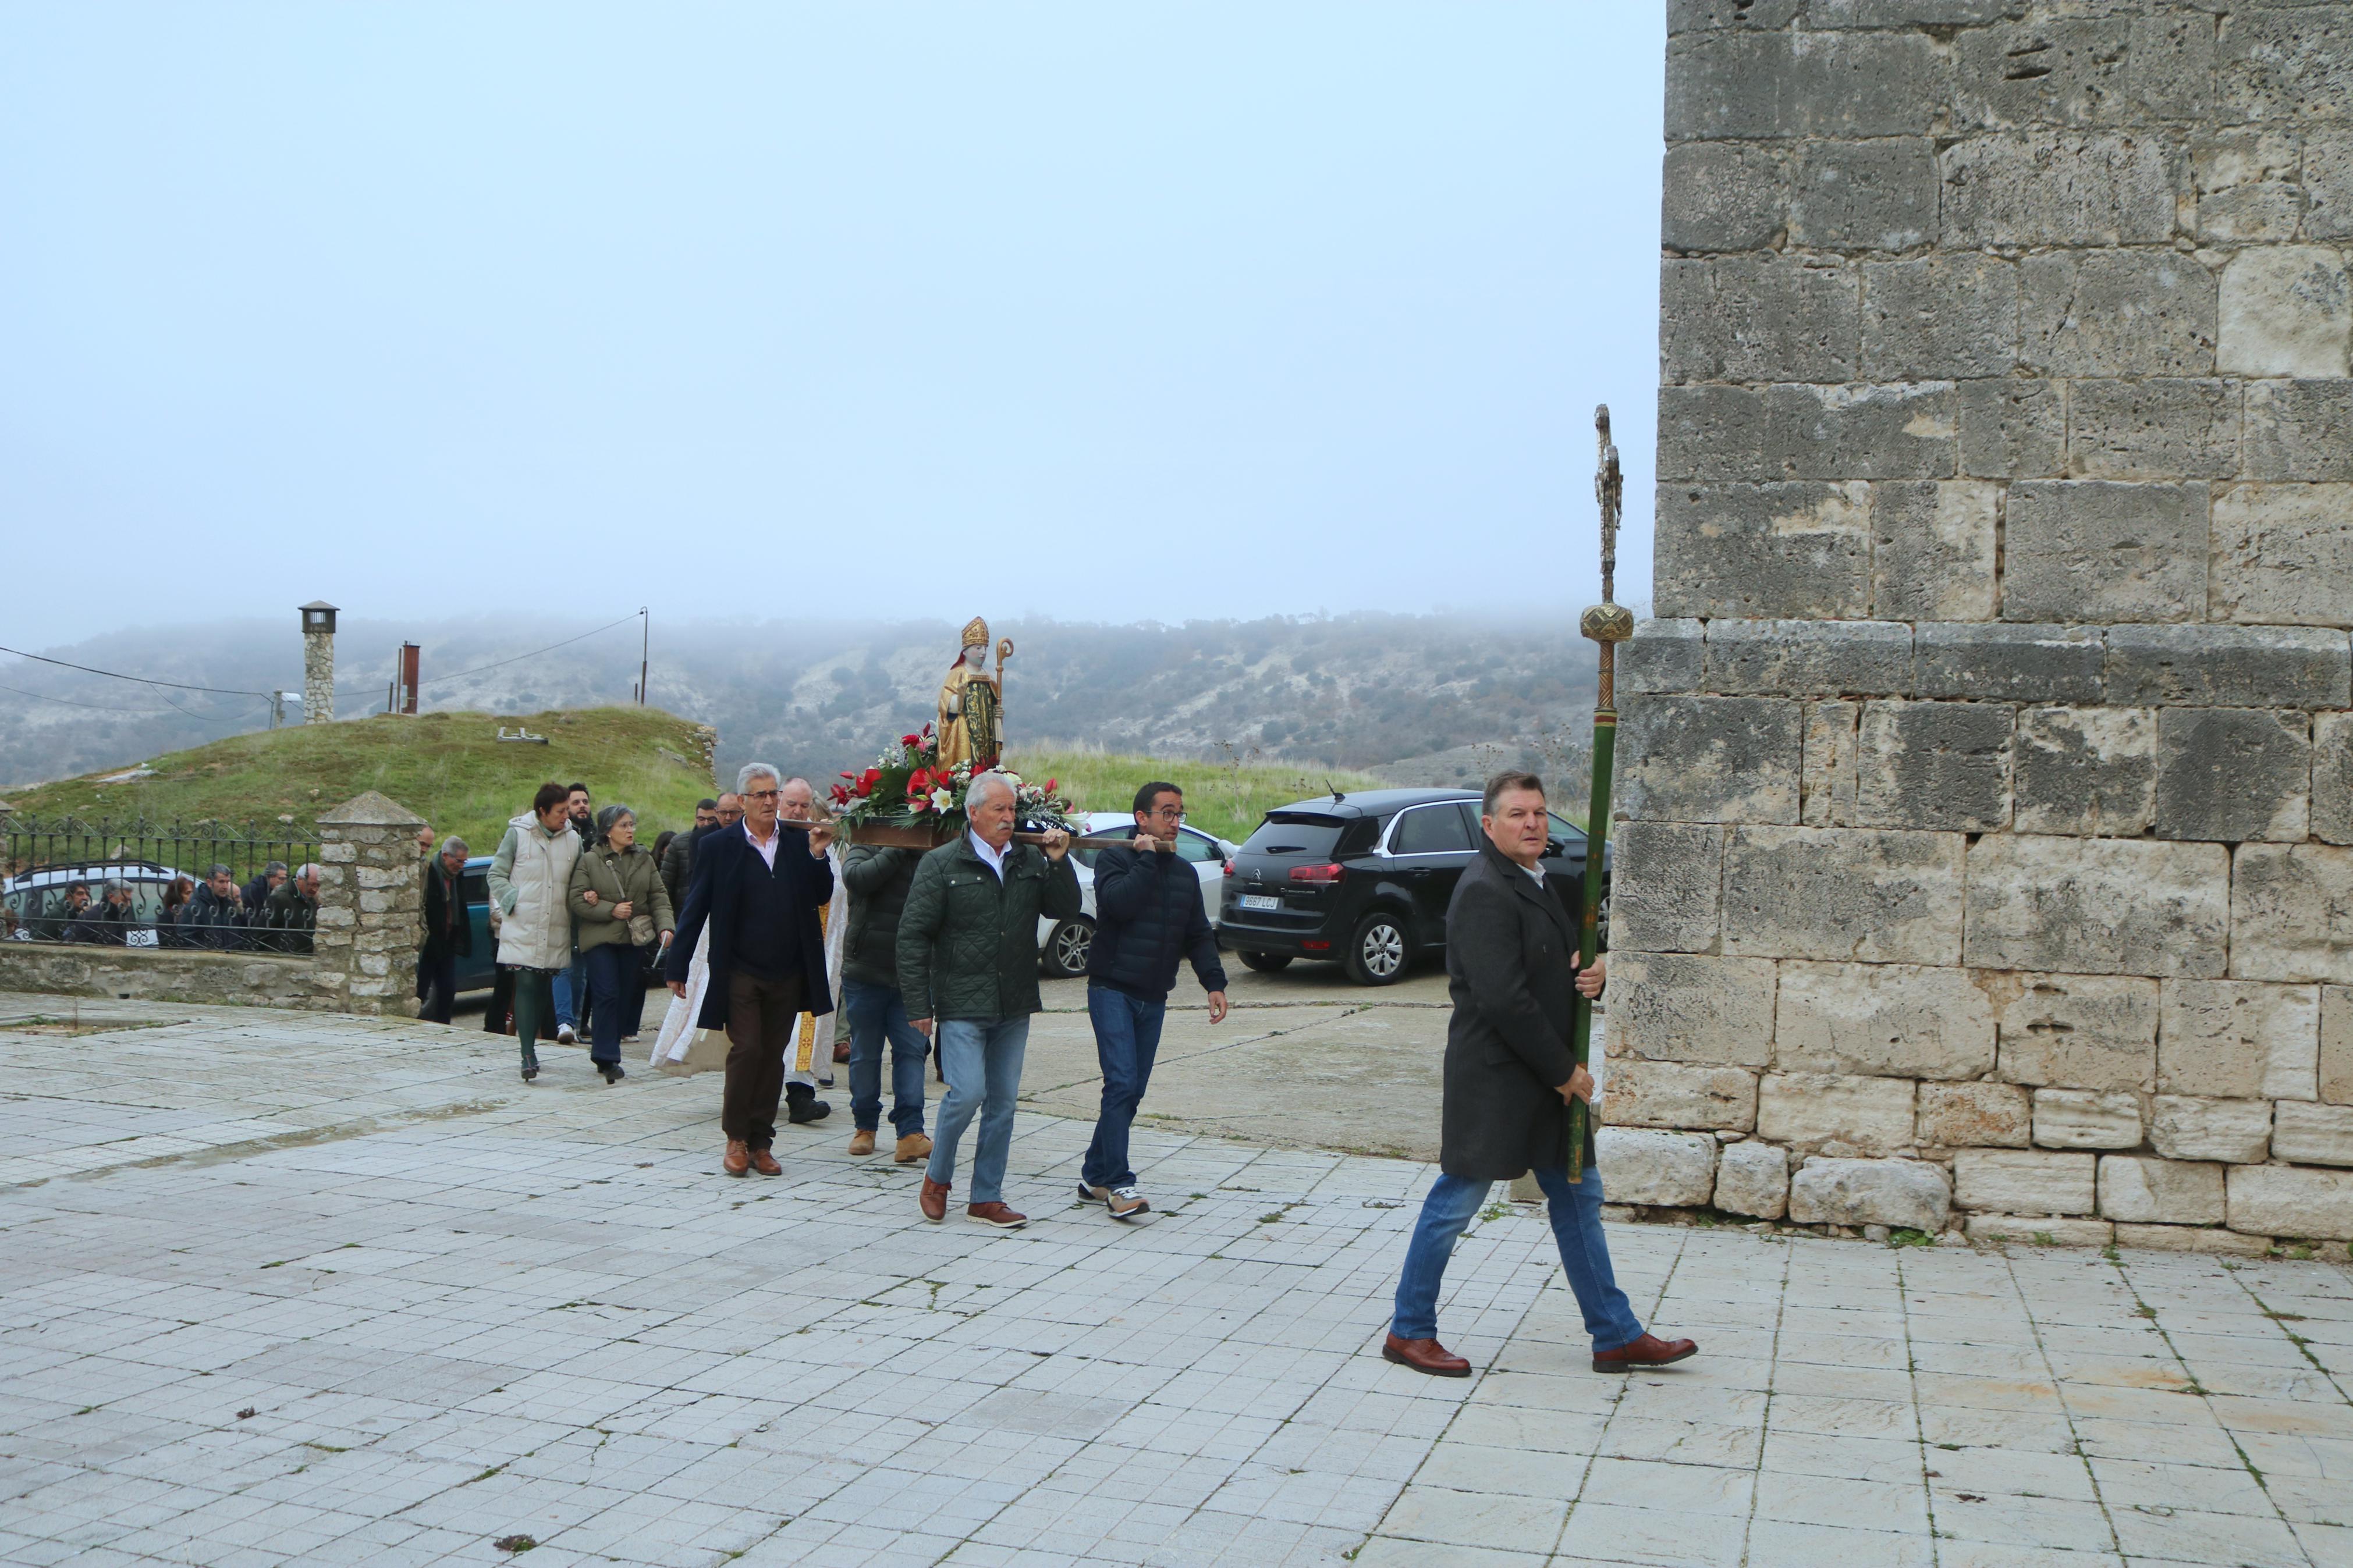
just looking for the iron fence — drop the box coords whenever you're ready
[1,814,325,955]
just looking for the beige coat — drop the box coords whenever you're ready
[488,812,582,970]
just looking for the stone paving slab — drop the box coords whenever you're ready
[1,996,2348,1567]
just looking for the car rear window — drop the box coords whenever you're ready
[1240,815,1345,858]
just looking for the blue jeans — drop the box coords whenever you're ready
[846,979,928,1136]
[926,1016,1030,1205]
[583,942,640,1068]
[553,951,587,1031]
[1391,1165,1644,1354]
[1082,984,1166,1190]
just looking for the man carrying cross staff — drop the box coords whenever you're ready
[1381,407,1699,1379]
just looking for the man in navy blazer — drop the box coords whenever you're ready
[668,762,836,1176]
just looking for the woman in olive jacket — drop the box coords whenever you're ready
[568,804,676,1082]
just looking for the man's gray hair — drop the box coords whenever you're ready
[439,834,469,859]
[264,860,288,877]
[966,770,1017,811]
[296,863,320,883]
[207,863,232,879]
[737,762,780,794]
[102,877,129,894]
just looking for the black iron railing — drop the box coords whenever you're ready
[1,814,325,955]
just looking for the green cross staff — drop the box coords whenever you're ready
[1568,405,1631,1183]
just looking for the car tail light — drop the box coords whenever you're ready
[1223,859,1235,877]
[1288,863,1345,886]
[1302,939,1332,951]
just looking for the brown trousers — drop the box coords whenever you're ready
[723,969,805,1148]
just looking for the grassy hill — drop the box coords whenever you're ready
[1003,746,1386,845]
[0,708,719,856]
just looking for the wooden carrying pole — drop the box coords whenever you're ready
[1568,406,1631,1183]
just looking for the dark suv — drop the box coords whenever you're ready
[1218,788,1606,986]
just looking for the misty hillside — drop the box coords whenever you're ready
[0,613,1599,798]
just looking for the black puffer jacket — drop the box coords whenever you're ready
[1086,844,1227,1001]
[841,845,921,988]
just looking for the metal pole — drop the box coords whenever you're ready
[639,608,650,706]
[1567,404,1631,1183]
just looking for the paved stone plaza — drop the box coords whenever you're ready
[2,995,2350,1567]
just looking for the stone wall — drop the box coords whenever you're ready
[314,791,426,1016]
[1611,0,2353,1251]
[0,944,323,1008]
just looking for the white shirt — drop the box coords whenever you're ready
[968,831,1008,881]
[745,819,780,870]
[1522,861,1545,887]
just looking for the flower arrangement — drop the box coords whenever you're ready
[828,724,1076,835]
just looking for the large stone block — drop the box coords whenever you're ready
[1801,700,1859,828]
[2020,251,2217,378]
[1956,378,2065,479]
[1666,30,1949,141]
[1871,482,1997,622]
[2227,1164,2353,1242]
[1955,14,2218,130]
[1787,1157,1950,1232]
[1953,1149,2097,1217]
[1774,960,1996,1081]
[2242,382,2353,482]
[1965,1214,2114,1248]
[2218,247,2352,379]
[1790,138,1938,252]
[1940,132,2175,247]
[1769,383,1957,481]
[1811,0,2011,30]
[1596,1129,1717,1207]
[1913,625,2103,705]
[2273,1102,2353,1169]
[1603,1059,1757,1132]
[1609,952,1776,1067]
[2326,986,2353,1104]
[1660,258,1859,384]
[1658,385,1766,483]
[2104,623,2352,709]
[2311,127,2353,241]
[1617,695,1801,826]
[2155,708,2311,843]
[1862,255,2019,380]
[1917,1081,2032,1150]
[2149,1096,2273,1164]
[2064,379,2241,482]
[1666,0,1804,30]
[1713,1139,1789,1219]
[2113,1222,2272,1257]
[2195,130,2308,246]
[1723,826,1965,965]
[2098,1156,2226,1226]
[2232,844,2353,984]
[2013,706,2157,837]
[1854,700,2013,833]
[1758,1072,1917,1154]
[2159,979,2320,1100]
[1964,835,2229,977]
[1623,618,1706,697]
[1653,481,1872,619]
[1992,972,2160,1092]
[2032,1089,2142,1151]
[2209,486,2353,630]
[1610,822,1723,955]
[1662,141,1787,253]
[1704,619,1913,698]
[2001,481,2207,625]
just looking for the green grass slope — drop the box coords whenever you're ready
[2,709,718,856]
[1002,746,1386,845]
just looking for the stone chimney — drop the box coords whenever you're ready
[299,601,338,723]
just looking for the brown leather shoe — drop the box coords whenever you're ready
[894,1133,933,1164]
[748,1146,782,1178]
[919,1177,950,1222]
[1592,1332,1698,1373]
[833,1041,851,1063]
[966,1201,1027,1230]
[1382,1334,1471,1377]
[722,1139,750,1178]
[847,1129,876,1157]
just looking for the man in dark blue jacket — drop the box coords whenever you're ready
[1079,781,1229,1221]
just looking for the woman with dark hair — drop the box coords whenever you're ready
[567,803,675,1083]
[158,875,196,948]
[487,783,584,1082]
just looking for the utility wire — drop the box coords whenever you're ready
[0,681,190,717]
[0,643,279,700]
[418,614,641,687]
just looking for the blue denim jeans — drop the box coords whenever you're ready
[1391,1164,1644,1354]
[845,979,928,1137]
[1081,983,1166,1190]
[582,942,639,1068]
[553,950,588,1031]
[926,1016,1030,1205]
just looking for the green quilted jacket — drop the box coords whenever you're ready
[896,833,1082,1022]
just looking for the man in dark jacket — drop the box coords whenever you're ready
[184,865,249,951]
[263,865,320,954]
[666,764,836,1177]
[662,799,719,911]
[840,843,932,1164]
[242,862,288,918]
[1077,781,1229,1221]
[1383,771,1697,1379]
[897,771,1080,1230]
[69,881,133,944]
[420,836,473,1023]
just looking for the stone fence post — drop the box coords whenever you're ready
[315,791,426,1017]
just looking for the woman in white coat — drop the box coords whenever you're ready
[487,782,584,1082]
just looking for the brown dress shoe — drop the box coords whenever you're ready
[833,1041,852,1063]
[920,1176,950,1222]
[894,1133,933,1164]
[1382,1334,1472,1377]
[966,1201,1027,1230]
[847,1129,876,1157]
[722,1140,751,1178]
[1592,1332,1698,1374]
[748,1146,782,1178]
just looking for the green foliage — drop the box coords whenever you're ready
[1004,745,1387,846]
[1886,1228,1937,1249]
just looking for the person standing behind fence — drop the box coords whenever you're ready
[264,865,320,953]
[158,876,195,947]
[489,783,584,1083]
[183,865,248,950]
[570,804,674,1085]
[420,836,472,1023]
[74,880,134,945]
[241,862,287,919]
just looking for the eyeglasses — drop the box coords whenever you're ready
[1147,806,1185,820]
[746,788,780,801]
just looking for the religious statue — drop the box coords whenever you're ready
[936,616,1011,774]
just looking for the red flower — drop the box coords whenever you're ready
[840,771,856,780]
[853,768,881,798]
[1044,778,1057,794]
[902,733,922,748]
[906,767,934,796]
[907,790,931,815]
[829,784,851,806]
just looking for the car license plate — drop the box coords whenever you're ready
[1238,894,1281,911]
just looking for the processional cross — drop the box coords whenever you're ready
[1567,406,1630,1182]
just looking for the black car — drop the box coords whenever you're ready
[1218,788,1607,986]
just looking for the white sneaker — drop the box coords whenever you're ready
[556,1025,577,1045]
[1081,1182,1149,1221]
